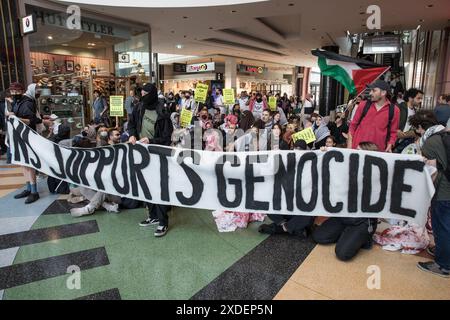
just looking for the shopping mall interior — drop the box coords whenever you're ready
[0,0,450,301]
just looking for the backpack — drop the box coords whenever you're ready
[434,131,450,182]
[47,176,70,194]
[355,99,396,149]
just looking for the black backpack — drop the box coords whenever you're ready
[434,131,450,182]
[355,99,396,149]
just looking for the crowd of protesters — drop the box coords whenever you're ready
[1,79,449,278]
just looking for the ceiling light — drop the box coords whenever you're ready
[176,44,183,49]
[47,36,53,40]
[61,44,69,47]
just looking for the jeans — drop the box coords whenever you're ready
[431,200,450,270]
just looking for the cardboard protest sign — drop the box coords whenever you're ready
[292,127,316,144]
[109,96,124,117]
[195,83,209,103]
[268,97,277,111]
[223,89,236,105]
[180,108,193,128]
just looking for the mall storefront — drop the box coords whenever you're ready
[160,57,296,97]
[15,0,152,133]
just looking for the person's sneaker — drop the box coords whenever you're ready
[70,206,95,217]
[417,261,450,278]
[25,193,40,204]
[14,190,31,199]
[427,246,435,257]
[154,225,168,237]
[139,218,159,227]
[258,223,285,235]
[102,202,119,213]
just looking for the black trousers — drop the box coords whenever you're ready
[147,203,170,227]
[312,218,377,261]
[268,214,315,236]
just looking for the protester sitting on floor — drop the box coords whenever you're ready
[312,141,380,262]
[69,128,123,217]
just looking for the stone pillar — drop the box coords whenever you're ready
[225,57,237,90]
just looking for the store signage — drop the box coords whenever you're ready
[29,6,131,39]
[187,62,215,73]
[118,54,130,63]
[173,63,187,73]
[21,14,37,35]
[238,64,267,74]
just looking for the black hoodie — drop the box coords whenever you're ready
[128,84,173,145]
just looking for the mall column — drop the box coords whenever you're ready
[319,46,345,116]
[225,57,237,90]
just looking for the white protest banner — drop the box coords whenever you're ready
[7,116,435,226]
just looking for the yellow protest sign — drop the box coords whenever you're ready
[109,96,124,117]
[268,97,277,111]
[195,83,209,103]
[223,89,235,105]
[292,127,316,144]
[180,108,193,128]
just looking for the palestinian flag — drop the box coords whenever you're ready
[312,49,390,95]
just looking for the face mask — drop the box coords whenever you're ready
[81,131,88,137]
[100,131,108,138]
[13,94,22,101]
[185,95,191,100]
[256,97,262,103]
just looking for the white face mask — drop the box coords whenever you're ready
[100,131,108,138]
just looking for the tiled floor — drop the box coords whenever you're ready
[0,160,449,300]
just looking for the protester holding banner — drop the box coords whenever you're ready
[8,82,42,204]
[128,83,172,237]
[409,110,450,278]
[348,80,400,153]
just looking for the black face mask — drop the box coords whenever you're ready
[185,95,191,100]
[256,98,262,103]
[81,131,88,137]
[13,94,22,101]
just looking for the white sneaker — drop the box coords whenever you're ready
[102,202,119,213]
[70,205,95,217]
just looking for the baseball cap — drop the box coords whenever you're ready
[367,80,390,92]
